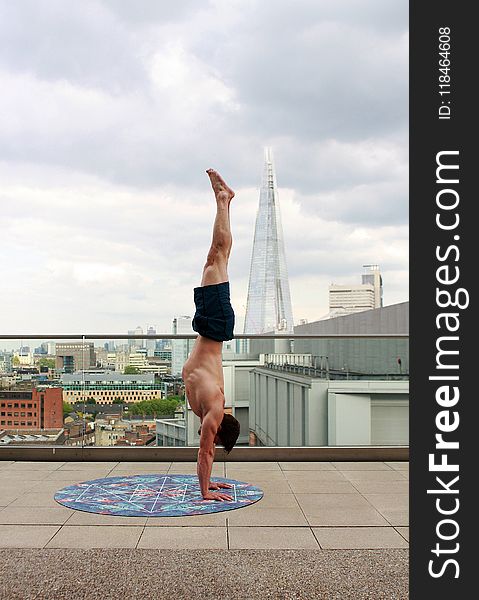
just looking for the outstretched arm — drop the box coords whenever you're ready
[197,413,232,501]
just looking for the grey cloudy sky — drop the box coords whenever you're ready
[0,0,408,337]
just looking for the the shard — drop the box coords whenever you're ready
[244,148,294,334]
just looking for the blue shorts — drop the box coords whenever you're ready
[192,281,235,342]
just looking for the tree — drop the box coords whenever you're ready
[63,401,74,416]
[169,394,185,404]
[124,366,140,374]
[12,356,20,366]
[38,358,55,369]
[128,398,180,417]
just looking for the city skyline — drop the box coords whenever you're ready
[1,1,408,335]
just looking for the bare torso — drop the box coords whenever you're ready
[182,335,225,420]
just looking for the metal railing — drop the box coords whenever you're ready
[0,333,408,339]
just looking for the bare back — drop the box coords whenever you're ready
[182,335,225,420]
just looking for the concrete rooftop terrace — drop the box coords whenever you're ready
[0,459,409,599]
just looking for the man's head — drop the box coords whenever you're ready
[216,413,240,454]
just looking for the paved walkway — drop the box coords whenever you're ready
[0,460,408,550]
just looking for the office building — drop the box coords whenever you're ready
[361,264,383,308]
[249,370,408,446]
[146,326,157,357]
[156,418,186,446]
[56,342,96,373]
[127,350,149,371]
[95,348,117,370]
[61,372,164,405]
[14,349,34,366]
[0,353,12,374]
[171,316,194,376]
[115,350,129,373]
[244,148,294,335]
[154,349,172,361]
[128,326,144,351]
[328,265,383,317]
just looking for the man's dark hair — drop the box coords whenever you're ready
[217,413,240,454]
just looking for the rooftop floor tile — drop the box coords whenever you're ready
[229,526,320,549]
[45,524,143,549]
[0,460,409,552]
[313,526,409,549]
[138,526,227,549]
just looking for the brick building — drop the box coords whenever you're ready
[0,388,63,430]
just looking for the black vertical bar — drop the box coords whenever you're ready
[410,2,475,597]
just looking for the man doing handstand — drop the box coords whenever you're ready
[182,169,240,501]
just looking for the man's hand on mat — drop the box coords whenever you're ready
[202,491,233,501]
[209,482,233,490]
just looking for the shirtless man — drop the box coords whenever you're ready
[182,169,241,501]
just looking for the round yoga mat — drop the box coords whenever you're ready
[54,474,263,517]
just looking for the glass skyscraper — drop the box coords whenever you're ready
[244,148,294,334]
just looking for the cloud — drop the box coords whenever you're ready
[0,0,409,336]
[190,1,408,141]
[0,0,147,92]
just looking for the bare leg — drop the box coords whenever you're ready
[200,169,235,286]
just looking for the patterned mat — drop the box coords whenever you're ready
[54,474,263,516]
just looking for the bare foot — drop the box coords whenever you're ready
[206,169,235,203]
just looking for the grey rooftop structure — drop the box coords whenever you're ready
[294,302,409,336]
